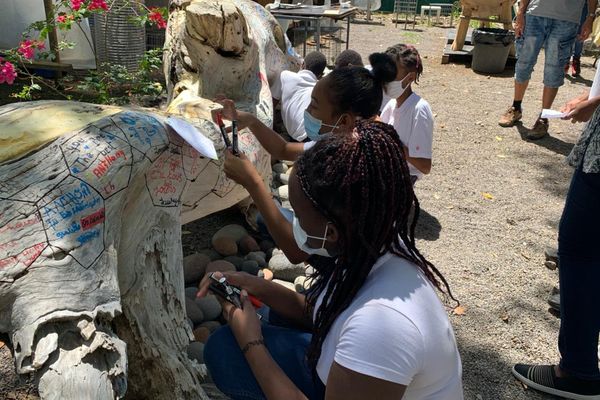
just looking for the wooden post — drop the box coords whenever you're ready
[452,7,472,51]
[43,0,61,65]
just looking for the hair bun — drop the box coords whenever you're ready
[368,52,397,84]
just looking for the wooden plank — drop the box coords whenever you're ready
[24,60,73,72]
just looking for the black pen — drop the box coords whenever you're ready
[231,119,239,156]
[215,112,232,148]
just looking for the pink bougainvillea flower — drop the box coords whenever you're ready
[57,14,67,23]
[18,39,45,60]
[0,61,18,85]
[88,0,108,11]
[148,7,167,29]
[71,0,84,11]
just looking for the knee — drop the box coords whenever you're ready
[204,325,237,372]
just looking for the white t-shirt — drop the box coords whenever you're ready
[314,252,463,399]
[589,64,600,99]
[279,70,318,142]
[380,93,434,179]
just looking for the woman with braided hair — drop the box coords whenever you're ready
[198,120,463,399]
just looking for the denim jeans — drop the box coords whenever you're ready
[204,324,326,400]
[558,166,600,380]
[572,2,588,59]
[515,14,578,87]
[256,199,294,238]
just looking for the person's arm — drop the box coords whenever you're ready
[514,0,530,38]
[326,363,406,400]
[198,271,312,328]
[244,112,306,161]
[564,95,600,123]
[580,0,598,40]
[561,89,591,114]
[213,98,305,161]
[223,150,310,264]
[403,146,431,175]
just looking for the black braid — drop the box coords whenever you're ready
[295,119,458,374]
[385,43,424,83]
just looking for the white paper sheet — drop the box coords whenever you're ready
[541,109,568,119]
[166,116,218,160]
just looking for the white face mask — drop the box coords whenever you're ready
[292,216,333,257]
[385,74,412,99]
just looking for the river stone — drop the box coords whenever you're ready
[212,236,238,256]
[241,260,261,276]
[258,268,274,281]
[239,235,260,254]
[272,162,288,174]
[277,185,289,200]
[185,286,199,299]
[195,294,222,321]
[213,224,249,243]
[183,253,211,284]
[199,248,222,261]
[185,297,204,325]
[199,321,222,333]
[268,249,305,282]
[206,260,237,275]
[187,342,205,364]
[193,327,212,344]
[305,266,316,276]
[294,276,314,293]
[259,239,275,253]
[273,279,296,291]
[277,173,289,185]
[245,251,267,268]
[224,256,244,271]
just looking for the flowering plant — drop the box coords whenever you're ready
[1,0,168,102]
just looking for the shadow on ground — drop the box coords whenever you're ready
[415,208,442,241]
[515,123,575,157]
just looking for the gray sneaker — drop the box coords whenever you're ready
[527,118,549,140]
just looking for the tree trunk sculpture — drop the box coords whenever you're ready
[0,1,300,399]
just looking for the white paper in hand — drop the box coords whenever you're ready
[541,109,567,119]
[166,116,218,160]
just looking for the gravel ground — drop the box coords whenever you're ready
[1,15,595,400]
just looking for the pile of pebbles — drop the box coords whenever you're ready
[184,161,313,364]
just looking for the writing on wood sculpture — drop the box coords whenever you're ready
[0,1,300,399]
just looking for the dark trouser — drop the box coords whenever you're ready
[204,323,325,400]
[558,166,600,380]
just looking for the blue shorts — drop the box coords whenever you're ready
[515,14,579,88]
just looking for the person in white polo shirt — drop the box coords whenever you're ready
[275,51,327,142]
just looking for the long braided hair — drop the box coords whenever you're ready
[295,119,457,373]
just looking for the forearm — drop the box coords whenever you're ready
[589,0,597,17]
[246,175,309,264]
[246,346,308,400]
[245,113,296,160]
[518,0,530,13]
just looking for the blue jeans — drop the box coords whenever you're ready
[515,14,578,87]
[256,199,294,238]
[572,3,588,59]
[558,166,600,380]
[204,324,325,400]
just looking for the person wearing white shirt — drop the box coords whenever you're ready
[377,44,433,183]
[273,51,327,142]
[199,121,463,400]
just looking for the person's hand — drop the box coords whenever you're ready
[222,290,263,350]
[560,96,588,114]
[211,95,252,131]
[562,98,599,123]
[513,12,526,38]
[197,270,258,298]
[579,16,594,41]
[224,149,261,187]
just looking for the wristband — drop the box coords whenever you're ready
[242,338,265,354]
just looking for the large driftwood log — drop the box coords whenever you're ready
[0,1,299,399]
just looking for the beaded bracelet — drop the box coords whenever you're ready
[242,338,265,354]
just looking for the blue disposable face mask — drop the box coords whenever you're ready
[292,216,333,257]
[304,110,342,141]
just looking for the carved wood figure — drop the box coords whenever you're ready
[0,1,300,399]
